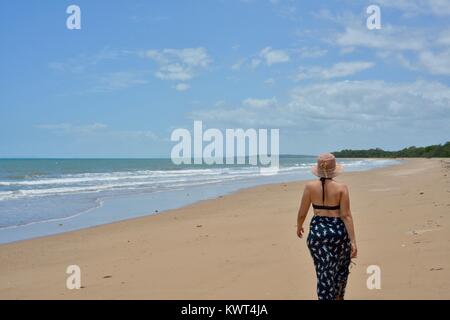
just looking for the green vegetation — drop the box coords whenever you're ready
[333,141,450,158]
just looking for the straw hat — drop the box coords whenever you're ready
[311,153,343,178]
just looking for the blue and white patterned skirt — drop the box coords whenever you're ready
[307,215,351,300]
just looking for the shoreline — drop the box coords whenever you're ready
[0,158,449,299]
[0,158,401,244]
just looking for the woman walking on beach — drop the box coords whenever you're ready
[296,153,357,300]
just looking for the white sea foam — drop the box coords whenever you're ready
[0,159,402,232]
[0,160,399,201]
[0,167,273,200]
[0,168,224,186]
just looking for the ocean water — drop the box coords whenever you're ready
[0,157,400,243]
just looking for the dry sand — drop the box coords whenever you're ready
[0,158,449,299]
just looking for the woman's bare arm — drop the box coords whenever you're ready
[340,185,357,258]
[296,184,311,238]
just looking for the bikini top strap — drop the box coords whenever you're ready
[319,177,332,205]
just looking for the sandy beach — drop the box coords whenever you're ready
[0,158,449,299]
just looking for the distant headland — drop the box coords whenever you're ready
[333,141,450,158]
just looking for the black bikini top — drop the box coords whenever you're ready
[312,177,341,210]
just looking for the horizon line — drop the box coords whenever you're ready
[0,154,316,160]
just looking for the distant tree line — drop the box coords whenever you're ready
[333,141,450,158]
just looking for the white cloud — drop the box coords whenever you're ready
[232,47,290,70]
[383,48,450,76]
[232,44,240,51]
[267,0,299,20]
[429,0,450,15]
[36,123,159,141]
[340,47,356,54]
[319,5,450,73]
[297,46,328,58]
[111,130,159,141]
[285,80,450,130]
[146,48,211,67]
[49,61,85,74]
[155,63,193,81]
[145,47,211,82]
[231,58,246,71]
[319,10,430,53]
[175,83,190,91]
[259,47,290,65]
[418,49,450,75]
[49,49,150,93]
[264,78,275,85]
[189,80,450,132]
[296,61,375,80]
[373,0,450,16]
[250,58,262,68]
[189,106,294,127]
[327,14,450,77]
[371,0,426,16]
[35,123,108,134]
[437,28,450,46]
[49,48,127,74]
[392,53,420,71]
[335,25,427,52]
[242,97,277,108]
[94,72,148,91]
[214,100,226,107]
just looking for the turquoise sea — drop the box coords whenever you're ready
[0,157,400,243]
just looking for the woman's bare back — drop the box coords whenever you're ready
[307,179,345,217]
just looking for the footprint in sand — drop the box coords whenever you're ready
[406,228,439,235]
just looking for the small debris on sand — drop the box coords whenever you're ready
[429,267,444,271]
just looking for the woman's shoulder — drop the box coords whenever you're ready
[306,179,320,186]
[304,180,318,190]
[333,180,349,192]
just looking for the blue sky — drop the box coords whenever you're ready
[1,0,449,158]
